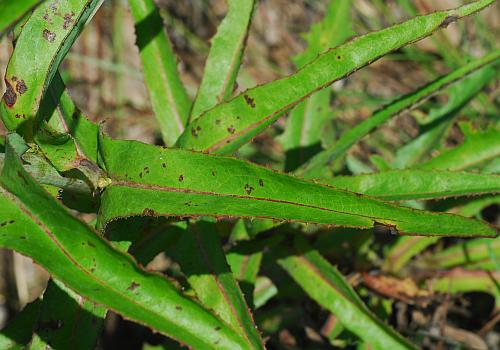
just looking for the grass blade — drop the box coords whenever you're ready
[324,170,500,201]
[0,0,41,37]
[296,50,500,178]
[0,134,251,350]
[175,0,496,154]
[168,220,265,349]
[129,0,191,146]
[190,0,256,119]
[0,0,103,131]
[96,135,496,237]
[277,236,417,349]
[383,236,440,274]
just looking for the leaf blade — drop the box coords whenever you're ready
[97,135,496,237]
[190,0,255,119]
[175,0,496,154]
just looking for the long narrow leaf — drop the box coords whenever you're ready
[0,134,251,350]
[190,0,255,119]
[279,0,353,170]
[417,127,500,171]
[175,0,495,154]
[324,170,500,201]
[96,135,496,237]
[168,220,264,350]
[0,0,103,131]
[129,0,191,146]
[277,237,417,349]
[296,50,500,178]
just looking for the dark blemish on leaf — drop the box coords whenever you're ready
[3,80,17,107]
[162,162,167,168]
[15,114,25,119]
[244,184,254,195]
[43,29,56,42]
[139,172,143,178]
[227,125,236,134]
[175,306,182,311]
[63,12,75,29]
[184,201,192,206]
[214,326,221,331]
[244,94,256,108]
[179,175,184,182]
[87,241,96,248]
[259,179,264,187]
[215,119,221,125]
[211,170,216,176]
[336,55,342,60]
[15,80,27,95]
[90,267,96,273]
[439,15,458,29]
[9,220,14,224]
[143,208,156,216]
[11,76,17,82]
[191,127,199,138]
[127,282,140,291]
[236,116,240,120]
[19,236,26,240]
[144,167,150,175]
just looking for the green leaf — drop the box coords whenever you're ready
[382,236,440,274]
[190,0,256,119]
[427,269,500,308]
[0,0,103,131]
[96,135,496,237]
[0,134,251,350]
[277,236,417,349]
[28,279,105,350]
[0,299,41,350]
[129,0,191,146]
[421,238,500,270]
[0,0,41,37]
[296,50,500,178]
[324,170,500,201]
[417,127,500,171]
[175,0,495,154]
[168,220,265,349]
[279,0,353,170]
[392,64,497,169]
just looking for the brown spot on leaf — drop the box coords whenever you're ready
[439,15,458,29]
[214,326,221,331]
[15,80,27,95]
[162,162,167,168]
[215,119,221,125]
[259,179,264,187]
[127,282,140,291]
[15,114,25,119]
[43,29,56,42]
[3,80,17,107]
[211,170,216,176]
[244,184,254,195]
[244,94,256,108]
[179,175,184,182]
[143,208,156,216]
[227,125,236,134]
[175,306,182,311]
[63,12,75,29]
